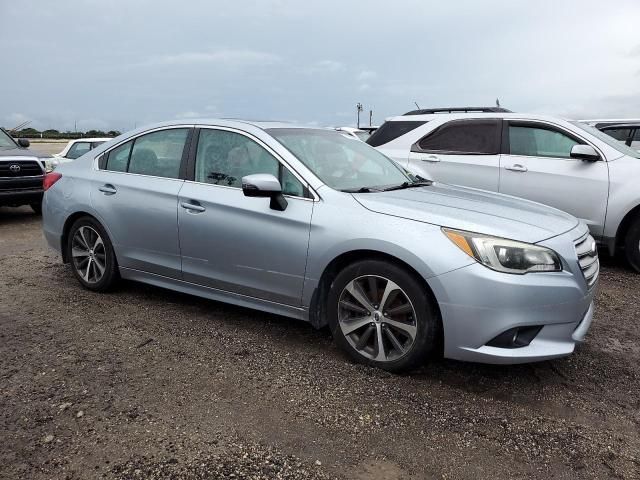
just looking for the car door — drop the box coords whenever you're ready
[407,119,501,191]
[91,127,192,278]
[499,121,609,237]
[178,127,313,306]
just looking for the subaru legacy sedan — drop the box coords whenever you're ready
[42,120,597,372]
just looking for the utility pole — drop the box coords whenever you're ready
[369,109,373,127]
[356,102,363,129]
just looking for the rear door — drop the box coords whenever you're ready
[91,127,192,278]
[499,121,609,237]
[407,119,501,191]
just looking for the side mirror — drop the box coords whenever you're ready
[17,138,30,148]
[570,144,599,161]
[241,173,288,211]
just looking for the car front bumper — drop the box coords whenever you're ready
[0,188,43,206]
[429,227,596,364]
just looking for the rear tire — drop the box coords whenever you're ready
[624,216,640,272]
[327,259,439,373]
[66,217,119,292]
[30,202,42,214]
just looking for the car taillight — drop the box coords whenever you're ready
[43,172,62,191]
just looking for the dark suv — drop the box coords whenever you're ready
[0,128,46,213]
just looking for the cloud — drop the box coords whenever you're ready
[302,60,345,74]
[174,105,220,120]
[141,49,282,68]
[357,70,377,81]
[3,113,32,129]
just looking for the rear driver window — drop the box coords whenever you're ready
[415,120,500,154]
[103,129,188,178]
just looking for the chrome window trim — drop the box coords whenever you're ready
[92,124,196,174]
[93,124,320,201]
[192,125,320,201]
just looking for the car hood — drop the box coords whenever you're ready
[0,147,44,158]
[353,183,579,243]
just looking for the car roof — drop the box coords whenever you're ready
[383,112,572,122]
[123,119,328,134]
[335,127,366,133]
[71,137,112,142]
[598,123,640,129]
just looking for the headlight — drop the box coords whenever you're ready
[44,158,59,173]
[443,228,562,274]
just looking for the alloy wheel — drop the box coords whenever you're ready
[71,226,106,284]
[338,275,417,362]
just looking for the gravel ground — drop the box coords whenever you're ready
[1,206,639,479]
[25,140,69,157]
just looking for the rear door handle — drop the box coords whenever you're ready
[98,184,117,195]
[422,155,440,163]
[180,201,206,213]
[505,164,528,172]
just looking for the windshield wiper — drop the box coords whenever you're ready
[383,180,433,192]
[340,186,381,193]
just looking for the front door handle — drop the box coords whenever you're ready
[98,184,117,195]
[505,164,528,172]
[180,201,206,213]
[422,155,440,163]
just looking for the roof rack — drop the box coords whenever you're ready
[403,107,512,115]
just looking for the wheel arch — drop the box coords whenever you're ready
[309,249,443,350]
[60,211,112,264]
[614,203,640,255]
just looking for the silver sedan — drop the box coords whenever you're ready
[42,120,598,372]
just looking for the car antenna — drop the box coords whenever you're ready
[414,101,420,109]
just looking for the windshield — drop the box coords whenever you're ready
[570,121,640,159]
[354,131,371,141]
[268,128,411,191]
[0,129,17,149]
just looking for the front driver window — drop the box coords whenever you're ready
[195,129,304,196]
[509,125,579,158]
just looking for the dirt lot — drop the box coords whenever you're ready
[27,140,69,157]
[1,207,639,479]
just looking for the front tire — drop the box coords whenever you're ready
[624,216,640,272]
[327,259,439,373]
[66,217,119,291]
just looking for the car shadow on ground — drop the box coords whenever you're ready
[0,206,40,226]
[115,274,597,398]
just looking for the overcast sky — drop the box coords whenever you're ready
[1,0,639,132]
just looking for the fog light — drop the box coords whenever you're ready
[486,325,542,349]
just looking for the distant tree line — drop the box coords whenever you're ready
[7,127,121,139]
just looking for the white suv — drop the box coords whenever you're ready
[369,109,640,270]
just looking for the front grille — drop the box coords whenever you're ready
[0,160,44,178]
[574,232,599,288]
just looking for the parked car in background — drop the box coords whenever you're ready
[0,128,47,213]
[43,119,596,371]
[580,118,640,129]
[369,109,640,271]
[588,123,640,151]
[335,127,371,141]
[55,138,111,160]
[47,138,111,172]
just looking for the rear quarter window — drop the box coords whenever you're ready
[366,121,427,147]
[413,119,500,154]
